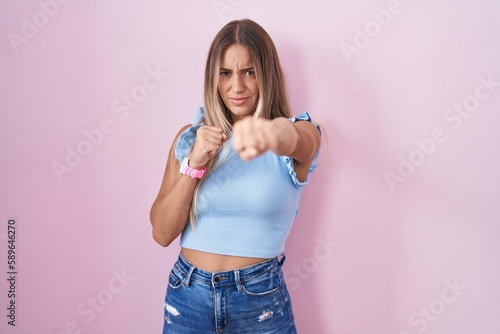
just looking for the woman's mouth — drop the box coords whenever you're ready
[229,97,248,106]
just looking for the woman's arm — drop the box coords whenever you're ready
[232,116,321,182]
[150,124,227,247]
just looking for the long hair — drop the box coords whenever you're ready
[189,19,291,225]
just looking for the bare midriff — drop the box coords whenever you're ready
[181,248,269,272]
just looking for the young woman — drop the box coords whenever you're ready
[150,19,321,333]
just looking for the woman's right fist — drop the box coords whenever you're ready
[188,126,228,168]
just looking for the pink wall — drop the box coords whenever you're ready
[1,1,500,333]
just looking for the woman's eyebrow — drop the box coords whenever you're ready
[219,67,254,72]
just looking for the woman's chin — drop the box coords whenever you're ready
[229,107,255,121]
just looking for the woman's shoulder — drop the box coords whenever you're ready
[173,108,205,162]
[288,112,321,134]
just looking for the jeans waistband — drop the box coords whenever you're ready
[174,253,286,288]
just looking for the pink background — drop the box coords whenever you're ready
[1,1,500,333]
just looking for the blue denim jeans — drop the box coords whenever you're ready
[162,253,297,333]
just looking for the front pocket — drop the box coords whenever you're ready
[241,269,281,296]
[168,264,187,289]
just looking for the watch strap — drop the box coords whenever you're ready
[180,157,206,179]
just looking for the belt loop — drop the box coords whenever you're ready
[234,270,243,292]
[278,253,286,267]
[183,265,195,287]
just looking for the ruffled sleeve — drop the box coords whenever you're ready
[174,107,205,163]
[281,112,321,188]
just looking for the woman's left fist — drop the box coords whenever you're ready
[232,117,277,161]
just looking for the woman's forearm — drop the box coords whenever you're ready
[150,175,198,247]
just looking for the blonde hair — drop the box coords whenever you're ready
[189,19,291,224]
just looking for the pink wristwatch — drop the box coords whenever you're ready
[180,157,206,179]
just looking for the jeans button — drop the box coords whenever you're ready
[214,275,221,283]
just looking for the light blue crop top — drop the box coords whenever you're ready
[175,108,321,258]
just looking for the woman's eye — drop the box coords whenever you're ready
[245,70,255,76]
[220,71,231,76]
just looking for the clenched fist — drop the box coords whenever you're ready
[188,126,228,168]
[232,117,280,161]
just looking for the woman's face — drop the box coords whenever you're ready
[218,44,259,122]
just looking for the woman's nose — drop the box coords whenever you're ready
[231,75,245,93]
